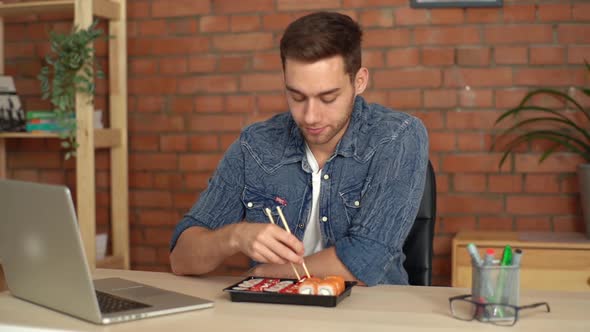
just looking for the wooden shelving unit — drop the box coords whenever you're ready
[0,0,128,270]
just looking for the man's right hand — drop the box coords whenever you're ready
[231,222,304,265]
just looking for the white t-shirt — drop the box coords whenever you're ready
[302,144,324,256]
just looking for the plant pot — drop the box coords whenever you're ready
[578,164,590,239]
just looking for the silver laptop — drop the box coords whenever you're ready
[0,179,213,325]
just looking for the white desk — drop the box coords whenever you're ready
[0,269,588,331]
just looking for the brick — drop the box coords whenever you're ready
[364,29,411,47]
[188,55,217,73]
[151,0,210,18]
[441,216,476,233]
[494,46,528,65]
[387,90,422,110]
[200,16,230,33]
[465,8,501,23]
[129,115,185,132]
[129,134,160,151]
[530,46,565,65]
[161,135,188,152]
[524,174,559,193]
[221,133,241,150]
[219,55,250,73]
[515,217,552,232]
[136,96,166,113]
[167,19,198,35]
[343,0,406,7]
[553,216,585,233]
[444,68,512,88]
[442,154,510,173]
[409,111,444,130]
[507,196,577,215]
[159,57,188,75]
[515,154,584,173]
[573,3,590,20]
[185,173,213,189]
[138,20,167,36]
[459,88,493,108]
[277,0,340,11]
[424,89,457,108]
[394,7,429,25]
[362,50,385,68]
[130,154,178,170]
[262,13,297,31]
[456,133,492,152]
[421,48,455,66]
[558,25,590,44]
[385,48,419,67]
[128,1,150,19]
[137,210,178,226]
[436,174,449,193]
[502,5,535,23]
[130,172,155,189]
[446,110,500,130]
[485,25,553,44]
[177,75,238,94]
[430,9,464,25]
[433,236,452,256]
[128,38,153,56]
[495,88,528,109]
[194,96,224,113]
[130,58,157,76]
[5,42,35,59]
[567,46,590,65]
[456,47,491,66]
[131,247,156,264]
[154,174,185,190]
[429,132,455,152]
[189,135,220,152]
[454,174,487,192]
[179,154,224,172]
[129,77,177,95]
[212,33,274,51]
[254,52,282,71]
[538,4,572,22]
[560,174,578,194]
[359,9,394,27]
[129,190,172,208]
[144,229,174,245]
[514,68,585,87]
[226,95,256,113]
[170,97,193,114]
[239,73,283,92]
[489,174,522,193]
[152,37,210,55]
[437,194,503,214]
[173,192,200,209]
[479,217,514,231]
[214,0,274,13]
[374,69,442,88]
[231,15,261,32]
[257,94,288,112]
[364,91,387,105]
[414,27,480,45]
[190,115,245,132]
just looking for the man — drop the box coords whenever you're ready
[169,12,428,286]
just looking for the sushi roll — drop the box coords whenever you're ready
[324,276,345,294]
[317,279,340,296]
[297,279,320,295]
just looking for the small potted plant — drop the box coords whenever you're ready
[492,62,590,238]
[38,20,105,159]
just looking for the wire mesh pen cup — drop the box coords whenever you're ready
[470,264,520,323]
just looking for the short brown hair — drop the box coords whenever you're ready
[280,12,363,82]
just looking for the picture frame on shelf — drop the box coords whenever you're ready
[0,75,25,132]
[410,0,503,8]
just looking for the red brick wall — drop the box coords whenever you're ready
[5,0,590,285]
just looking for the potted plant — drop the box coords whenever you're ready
[492,61,590,238]
[38,20,105,159]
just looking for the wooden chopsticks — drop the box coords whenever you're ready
[264,207,311,279]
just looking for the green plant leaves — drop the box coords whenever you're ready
[38,19,107,158]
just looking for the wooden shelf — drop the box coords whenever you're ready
[0,0,120,20]
[0,128,122,148]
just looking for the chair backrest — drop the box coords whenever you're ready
[402,160,436,286]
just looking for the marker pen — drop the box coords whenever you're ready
[512,248,523,267]
[467,243,483,267]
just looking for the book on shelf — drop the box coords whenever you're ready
[0,76,25,133]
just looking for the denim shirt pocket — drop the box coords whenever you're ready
[241,186,282,223]
[338,176,372,226]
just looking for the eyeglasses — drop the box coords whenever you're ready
[449,294,550,326]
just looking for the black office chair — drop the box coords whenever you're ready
[403,160,436,286]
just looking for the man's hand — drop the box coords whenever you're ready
[232,222,304,265]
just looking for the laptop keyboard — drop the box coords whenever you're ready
[96,290,151,314]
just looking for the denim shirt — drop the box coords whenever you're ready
[170,96,429,286]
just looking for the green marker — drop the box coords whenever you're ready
[493,245,513,319]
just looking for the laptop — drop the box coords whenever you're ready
[0,179,213,325]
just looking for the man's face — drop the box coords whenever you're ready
[283,56,366,154]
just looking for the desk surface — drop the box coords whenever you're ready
[0,269,588,331]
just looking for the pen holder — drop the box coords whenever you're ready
[471,264,520,322]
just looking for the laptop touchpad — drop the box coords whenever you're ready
[115,286,168,299]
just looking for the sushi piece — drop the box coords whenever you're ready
[297,278,320,295]
[324,276,345,295]
[317,279,341,296]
